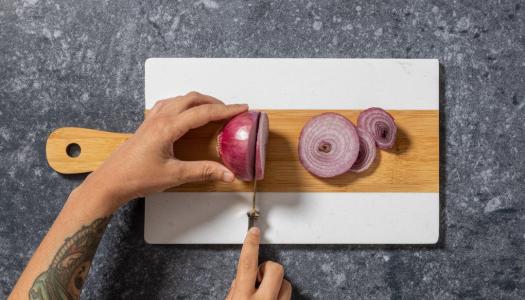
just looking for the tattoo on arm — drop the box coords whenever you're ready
[29,217,111,300]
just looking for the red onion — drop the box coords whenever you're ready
[217,111,259,181]
[217,111,269,181]
[350,128,377,173]
[357,108,397,149]
[298,113,360,178]
[255,112,269,180]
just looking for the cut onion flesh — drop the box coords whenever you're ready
[217,111,268,181]
[350,128,377,173]
[255,112,269,180]
[298,113,360,178]
[357,107,397,149]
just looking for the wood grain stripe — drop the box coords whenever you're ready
[46,110,439,192]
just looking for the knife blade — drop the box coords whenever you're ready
[247,179,260,230]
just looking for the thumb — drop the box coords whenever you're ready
[173,160,235,184]
[225,279,236,300]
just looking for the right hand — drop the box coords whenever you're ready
[226,227,292,300]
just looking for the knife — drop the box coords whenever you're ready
[247,179,260,230]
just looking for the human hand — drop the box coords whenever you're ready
[79,92,248,210]
[226,228,292,300]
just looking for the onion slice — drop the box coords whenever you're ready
[357,108,397,149]
[217,111,260,181]
[298,113,360,178]
[350,128,377,173]
[255,112,269,180]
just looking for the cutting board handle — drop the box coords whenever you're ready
[46,127,132,174]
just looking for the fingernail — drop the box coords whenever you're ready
[250,227,260,236]
[222,171,235,182]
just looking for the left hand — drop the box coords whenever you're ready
[79,92,248,210]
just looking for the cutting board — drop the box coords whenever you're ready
[46,58,439,244]
[142,58,439,244]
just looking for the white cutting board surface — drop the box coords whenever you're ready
[144,58,439,244]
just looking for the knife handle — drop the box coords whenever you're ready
[247,210,260,230]
[46,127,132,174]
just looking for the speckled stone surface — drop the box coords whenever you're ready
[1,0,524,299]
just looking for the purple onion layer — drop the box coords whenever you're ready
[357,107,397,149]
[350,128,377,173]
[298,113,360,178]
[255,112,269,180]
[217,111,259,181]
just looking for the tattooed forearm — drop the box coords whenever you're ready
[28,216,111,300]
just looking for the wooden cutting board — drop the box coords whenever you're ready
[46,110,438,193]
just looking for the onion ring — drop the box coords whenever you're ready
[350,128,377,173]
[298,113,359,178]
[357,107,397,149]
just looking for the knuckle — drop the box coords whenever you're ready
[190,104,215,123]
[268,261,284,276]
[157,99,169,106]
[171,126,184,140]
[154,115,170,128]
[283,279,291,288]
[154,117,180,139]
[201,164,215,181]
[281,280,292,297]
[151,100,164,111]
[204,104,220,118]
[152,99,176,113]
[201,103,215,114]
[239,257,254,272]
[170,96,183,106]
[186,91,201,99]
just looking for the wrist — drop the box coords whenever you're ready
[70,176,128,215]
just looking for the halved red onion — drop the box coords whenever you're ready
[217,111,260,181]
[350,128,377,173]
[255,112,269,180]
[298,113,360,178]
[357,108,397,149]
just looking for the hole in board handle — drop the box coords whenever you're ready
[66,143,81,158]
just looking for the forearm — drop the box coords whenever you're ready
[9,95,247,299]
[9,182,118,300]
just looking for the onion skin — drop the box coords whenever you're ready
[350,128,377,173]
[298,113,360,178]
[255,112,269,180]
[217,111,259,181]
[357,107,397,149]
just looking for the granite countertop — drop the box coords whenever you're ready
[1,1,524,299]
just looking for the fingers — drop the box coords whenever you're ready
[171,160,235,184]
[148,92,248,143]
[169,103,248,140]
[257,261,285,299]
[229,231,291,300]
[235,227,261,297]
[151,92,224,116]
[277,279,292,300]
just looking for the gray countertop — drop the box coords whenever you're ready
[1,1,524,299]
